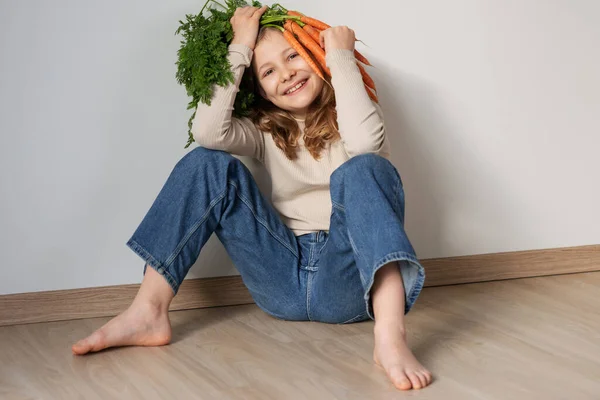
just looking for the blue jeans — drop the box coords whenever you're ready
[126,146,426,324]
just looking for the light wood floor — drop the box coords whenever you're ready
[1,272,599,400]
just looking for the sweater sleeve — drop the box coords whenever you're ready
[325,49,389,158]
[191,44,265,163]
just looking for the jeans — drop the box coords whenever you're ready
[126,146,426,324]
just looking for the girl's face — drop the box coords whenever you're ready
[252,30,324,119]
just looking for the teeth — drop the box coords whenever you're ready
[285,80,306,95]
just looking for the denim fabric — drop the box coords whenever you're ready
[126,146,426,324]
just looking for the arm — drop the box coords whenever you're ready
[191,43,265,162]
[325,49,390,158]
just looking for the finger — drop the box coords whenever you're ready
[252,5,268,17]
[239,5,254,15]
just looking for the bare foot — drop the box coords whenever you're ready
[373,322,432,390]
[71,300,172,355]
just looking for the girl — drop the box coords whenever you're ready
[72,5,432,391]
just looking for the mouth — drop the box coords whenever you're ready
[283,79,308,96]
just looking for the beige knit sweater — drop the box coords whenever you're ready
[191,43,391,236]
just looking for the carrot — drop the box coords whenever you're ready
[365,85,379,103]
[287,11,331,30]
[304,25,376,92]
[352,50,372,66]
[357,62,377,92]
[281,27,330,88]
[301,24,321,46]
[311,26,372,66]
[285,20,331,77]
[283,13,377,101]
[288,11,373,66]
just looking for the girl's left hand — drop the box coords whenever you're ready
[319,26,356,53]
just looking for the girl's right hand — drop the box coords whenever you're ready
[230,5,269,51]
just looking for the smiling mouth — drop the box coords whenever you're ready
[284,79,308,95]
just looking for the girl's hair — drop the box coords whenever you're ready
[248,26,341,161]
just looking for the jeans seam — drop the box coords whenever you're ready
[228,181,299,259]
[164,189,228,267]
[332,201,345,211]
[318,211,334,255]
[392,174,400,216]
[347,232,361,260]
[318,234,330,255]
[332,201,364,281]
[306,272,314,321]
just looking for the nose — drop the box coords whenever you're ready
[280,67,296,83]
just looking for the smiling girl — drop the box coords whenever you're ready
[72,5,432,391]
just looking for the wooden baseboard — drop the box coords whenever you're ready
[422,244,600,286]
[1,244,598,327]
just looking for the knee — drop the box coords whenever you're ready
[183,145,237,164]
[331,153,401,187]
[175,146,239,172]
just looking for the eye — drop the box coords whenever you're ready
[263,53,299,77]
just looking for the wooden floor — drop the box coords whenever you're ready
[1,272,599,400]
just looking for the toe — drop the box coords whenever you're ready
[72,339,89,355]
[422,370,433,385]
[389,365,412,390]
[415,371,428,388]
[407,372,422,389]
[73,330,107,354]
[88,331,108,352]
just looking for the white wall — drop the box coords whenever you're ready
[1,0,598,295]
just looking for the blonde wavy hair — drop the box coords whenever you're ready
[247,26,341,161]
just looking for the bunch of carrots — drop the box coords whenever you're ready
[175,0,379,148]
[260,3,378,103]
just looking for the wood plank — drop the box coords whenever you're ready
[0,272,599,399]
[1,244,598,326]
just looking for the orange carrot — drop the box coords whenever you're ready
[285,12,376,100]
[281,27,329,87]
[301,24,321,46]
[285,20,331,77]
[365,85,379,103]
[309,25,373,67]
[357,62,377,92]
[287,11,331,30]
[304,17,330,31]
[305,25,376,92]
[353,49,372,66]
[288,11,373,66]
[300,24,334,81]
